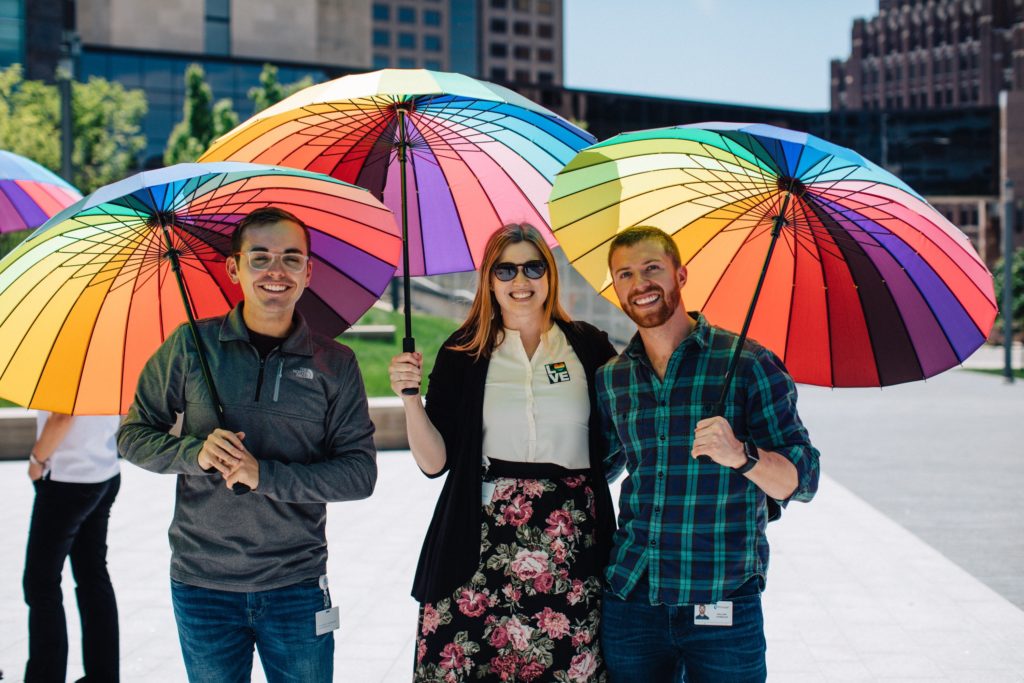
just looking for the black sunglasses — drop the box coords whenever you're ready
[492,260,547,282]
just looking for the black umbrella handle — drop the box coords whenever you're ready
[161,221,250,495]
[396,106,419,396]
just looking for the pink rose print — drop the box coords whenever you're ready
[533,571,554,593]
[505,616,534,651]
[535,607,571,639]
[510,549,549,581]
[571,626,593,647]
[564,474,585,488]
[519,660,546,681]
[490,654,518,681]
[502,494,534,527]
[545,509,575,537]
[438,642,466,671]
[566,579,585,605]
[417,638,427,663]
[493,479,516,501]
[568,651,598,682]
[502,583,523,603]
[421,604,441,635]
[489,624,510,648]
[521,480,545,498]
[549,538,568,564]
[456,588,489,617]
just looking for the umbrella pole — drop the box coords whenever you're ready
[397,106,419,395]
[159,218,250,494]
[712,192,792,417]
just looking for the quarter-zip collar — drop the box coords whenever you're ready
[218,303,315,357]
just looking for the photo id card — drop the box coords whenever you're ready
[693,601,733,626]
[315,606,340,636]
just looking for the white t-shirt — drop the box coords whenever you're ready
[36,413,121,483]
[481,325,590,469]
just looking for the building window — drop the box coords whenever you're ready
[0,0,24,67]
[491,0,507,7]
[374,54,391,69]
[398,32,416,49]
[538,47,553,63]
[537,0,553,14]
[399,57,416,68]
[537,23,553,39]
[514,21,531,36]
[373,3,390,21]
[205,0,230,56]
[398,6,416,23]
[425,60,442,71]
[538,71,553,84]
[424,35,442,52]
[514,69,530,83]
[490,43,508,57]
[490,18,507,33]
[514,45,530,60]
[515,0,531,10]
[491,67,508,81]
[424,10,441,26]
[373,29,390,47]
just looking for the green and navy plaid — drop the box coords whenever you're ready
[596,313,820,606]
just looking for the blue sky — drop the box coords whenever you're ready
[564,0,878,111]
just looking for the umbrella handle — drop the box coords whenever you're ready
[401,336,419,395]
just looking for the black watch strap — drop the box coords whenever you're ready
[734,441,759,474]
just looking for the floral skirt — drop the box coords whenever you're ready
[414,459,608,682]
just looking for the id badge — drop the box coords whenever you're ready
[693,601,733,626]
[481,481,496,505]
[315,574,339,636]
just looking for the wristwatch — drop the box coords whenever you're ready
[733,442,759,474]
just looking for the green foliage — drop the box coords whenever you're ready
[164,64,238,164]
[0,64,147,194]
[248,64,312,114]
[993,247,1024,336]
[338,307,460,396]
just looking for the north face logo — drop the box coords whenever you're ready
[292,368,314,380]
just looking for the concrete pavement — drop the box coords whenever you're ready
[1,368,1023,682]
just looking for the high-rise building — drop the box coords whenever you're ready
[831,0,1024,112]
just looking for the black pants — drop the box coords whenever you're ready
[23,474,121,683]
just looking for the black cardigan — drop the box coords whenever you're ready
[411,319,618,604]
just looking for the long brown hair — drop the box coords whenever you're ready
[449,223,570,359]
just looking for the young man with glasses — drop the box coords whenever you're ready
[596,226,820,682]
[118,206,377,682]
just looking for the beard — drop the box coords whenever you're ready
[621,283,681,328]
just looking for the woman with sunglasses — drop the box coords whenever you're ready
[390,223,617,682]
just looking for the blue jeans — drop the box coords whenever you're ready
[601,586,766,683]
[171,577,334,683]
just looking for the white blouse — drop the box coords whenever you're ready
[481,324,590,468]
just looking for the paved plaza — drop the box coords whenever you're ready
[0,363,1023,682]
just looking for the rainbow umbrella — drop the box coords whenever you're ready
[200,68,596,361]
[549,123,998,391]
[0,150,82,232]
[0,162,401,416]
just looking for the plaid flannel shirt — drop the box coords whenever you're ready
[597,313,819,606]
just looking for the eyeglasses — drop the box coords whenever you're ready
[492,260,547,282]
[236,250,309,273]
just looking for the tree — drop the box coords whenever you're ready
[165,64,238,165]
[994,247,1024,339]
[0,64,146,194]
[248,64,313,114]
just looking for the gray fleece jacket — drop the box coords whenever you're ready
[118,304,376,592]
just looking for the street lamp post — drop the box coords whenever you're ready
[57,3,80,184]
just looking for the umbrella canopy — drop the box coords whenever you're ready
[0,162,401,414]
[200,68,596,276]
[0,150,82,232]
[549,122,998,388]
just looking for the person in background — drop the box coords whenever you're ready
[596,226,821,683]
[23,411,121,682]
[389,223,618,682]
